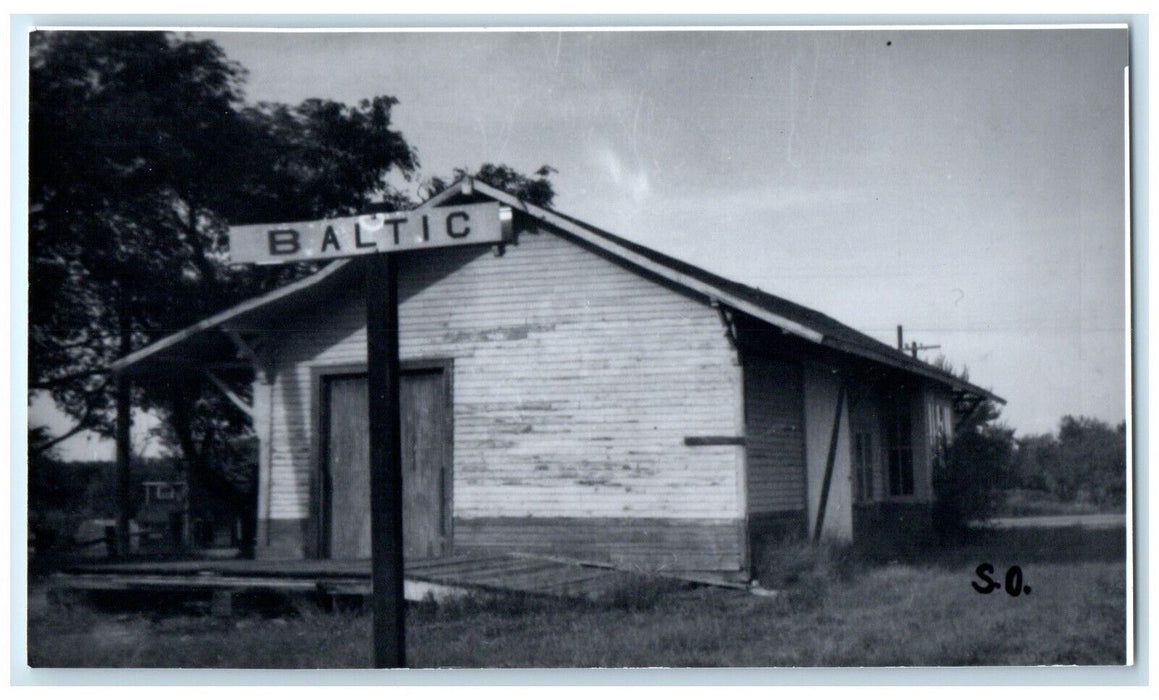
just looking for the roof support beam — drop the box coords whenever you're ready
[953,393,986,431]
[711,299,740,355]
[203,369,253,418]
[222,326,270,379]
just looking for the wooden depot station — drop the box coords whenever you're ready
[61,178,1002,664]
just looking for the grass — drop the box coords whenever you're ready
[26,525,1127,668]
[996,489,1125,518]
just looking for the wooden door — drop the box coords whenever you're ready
[326,375,371,559]
[323,368,452,559]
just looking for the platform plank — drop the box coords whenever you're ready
[456,561,561,587]
[419,558,546,582]
[52,550,722,606]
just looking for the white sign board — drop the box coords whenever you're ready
[229,202,508,265]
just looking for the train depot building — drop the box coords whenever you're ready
[113,180,1001,581]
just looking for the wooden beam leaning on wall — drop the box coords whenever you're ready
[813,381,847,543]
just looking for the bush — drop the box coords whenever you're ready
[933,425,1013,538]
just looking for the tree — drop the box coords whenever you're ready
[1010,432,1056,492]
[30,31,418,549]
[933,422,1015,538]
[427,163,557,207]
[31,33,420,435]
[1048,416,1126,505]
[30,31,563,554]
[928,358,1014,537]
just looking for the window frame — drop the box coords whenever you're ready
[883,393,916,499]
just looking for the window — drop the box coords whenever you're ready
[853,431,875,502]
[885,399,914,497]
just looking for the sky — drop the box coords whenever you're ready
[31,26,1130,459]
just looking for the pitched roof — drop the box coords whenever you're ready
[450,180,1003,403]
[112,178,1002,403]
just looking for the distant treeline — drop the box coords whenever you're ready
[1007,416,1127,507]
[932,412,1124,537]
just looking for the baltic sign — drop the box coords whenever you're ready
[228,201,508,265]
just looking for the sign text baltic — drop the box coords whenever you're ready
[229,202,506,264]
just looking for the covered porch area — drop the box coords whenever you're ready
[109,260,364,559]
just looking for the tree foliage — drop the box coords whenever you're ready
[29,31,560,545]
[929,359,1126,536]
[932,422,1015,538]
[1011,416,1126,506]
[29,30,423,544]
[30,30,418,447]
[929,358,1014,537]
[427,163,557,207]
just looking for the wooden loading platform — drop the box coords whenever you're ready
[47,551,743,613]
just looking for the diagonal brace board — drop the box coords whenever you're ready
[813,381,847,543]
[202,369,253,418]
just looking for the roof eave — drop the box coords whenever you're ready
[110,259,355,375]
[110,180,1004,406]
[468,179,1003,402]
[822,335,1004,403]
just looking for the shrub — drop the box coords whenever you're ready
[933,424,1013,538]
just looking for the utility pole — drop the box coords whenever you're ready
[897,324,940,359]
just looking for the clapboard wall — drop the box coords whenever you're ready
[255,223,747,570]
[741,354,807,515]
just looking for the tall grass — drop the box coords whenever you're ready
[27,526,1127,668]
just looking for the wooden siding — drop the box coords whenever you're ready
[741,354,807,513]
[454,517,746,572]
[258,225,744,554]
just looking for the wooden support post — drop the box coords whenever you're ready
[813,382,847,543]
[254,370,274,552]
[365,253,406,669]
[115,371,132,557]
[104,525,118,558]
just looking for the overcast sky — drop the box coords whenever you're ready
[33,26,1130,459]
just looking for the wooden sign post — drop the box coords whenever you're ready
[230,195,508,668]
[365,252,405,667]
